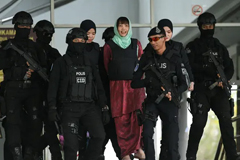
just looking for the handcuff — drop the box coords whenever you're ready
[102,105,109,111]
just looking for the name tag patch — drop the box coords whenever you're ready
[76,77,86,84]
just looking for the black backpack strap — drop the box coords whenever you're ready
[106,40,116,51]
[131,38,138,49]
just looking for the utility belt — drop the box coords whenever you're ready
[6,80,39,89]
[194,80,216,91]
[136,99,158,126]
[187,95,235,117]
[60,98,94,104]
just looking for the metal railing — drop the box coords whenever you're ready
[214,114,240,160]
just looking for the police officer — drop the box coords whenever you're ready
[185,12,239,160]
[47,28,106,160]
[33,20,62,160]
[131,27,187,160]
[0,11,46,160]
[144,19,194,91]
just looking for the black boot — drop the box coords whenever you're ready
[52,156,63,160]
[187,157,196,160]
[23,147,33,160]
[10,146,23,160]
[98,155,105,160]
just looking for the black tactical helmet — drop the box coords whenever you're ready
[33,20,55,34]
[197,12,216,27]
[66,28,88,44]
[12,11,33,26]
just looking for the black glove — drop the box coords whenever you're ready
[48,106,60,122]
[102,105,110,125]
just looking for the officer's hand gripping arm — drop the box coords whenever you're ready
[131,53,148,89]
[102,105,110,125]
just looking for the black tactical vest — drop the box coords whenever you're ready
[64,54,95,102]
[2,39,39,81]
[107,38,138,80]
[192,38,224,81]
[144,50,178,98]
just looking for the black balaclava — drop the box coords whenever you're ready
[80,19,96,33]
[200,29,215,39]
[66,28,88,58]
[12,11,32,41]
[36,31,52,45]
[34,20,55,45]
[197,12,216,39]
[158,19,173,32]
[67,42,86,65]
[15,26,30,40]
[68,41,86,55]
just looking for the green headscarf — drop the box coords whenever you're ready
[112,17,132,49]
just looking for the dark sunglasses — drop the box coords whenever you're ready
[148,36,165,42]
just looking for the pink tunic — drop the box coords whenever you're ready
[103,40,145,118]
[103,40,145,157]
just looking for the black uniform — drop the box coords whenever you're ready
[186,37,237,159]
[47,28,106,160]
[131,43,187,160]
[35,40,62,159]
[33,20,62,160]
[185,12,239,160]
[0,33,46,160]
[144,40,194,85]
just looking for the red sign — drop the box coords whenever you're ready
[192,5,203,16]
[0,28,37,43]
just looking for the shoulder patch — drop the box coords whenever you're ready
[134,63,139,72]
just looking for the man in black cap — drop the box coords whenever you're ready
[145,19,194,91]
[131,26,187,160]
[185,12,238,160]
[47,28,107,160]
[0,11,46,160]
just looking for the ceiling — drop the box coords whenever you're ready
[0,0,75,24]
